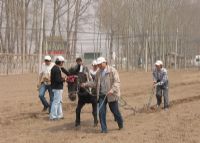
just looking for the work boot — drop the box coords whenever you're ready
[42,106,48,112]
[119,126,123,130]
[118,123,123,130]
[101,130,108,133]
[164,108,169,111]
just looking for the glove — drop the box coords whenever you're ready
[37,84,41,91]
[153,82,158,88]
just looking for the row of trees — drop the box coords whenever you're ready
[0,0,94,74]
[0,0,200,72]
[0,0,91,58]
[96,0,200,70]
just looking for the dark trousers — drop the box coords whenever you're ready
[75,94,98,125]
[156,86,169,108]
[98,95,123,132]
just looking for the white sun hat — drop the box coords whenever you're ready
[155,60,163,66]
[56,55,65,62]
[92,60,97,66]
[44,55,51,61]
[96,57,106,64]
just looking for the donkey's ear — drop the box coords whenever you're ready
[68,66,79,75]
[68,67,75,74]
[69,64,80,75]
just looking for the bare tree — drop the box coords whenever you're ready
[96,0,200,71]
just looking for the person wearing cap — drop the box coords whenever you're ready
[153,60,169,110]
[89,60,98,96]
[89,60,98,80]
[82,57,123,133]
[38,55,54,112]
[88,60,99,126]
[49,55,66,120]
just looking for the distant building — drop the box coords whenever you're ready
[194,55,200,66]
[83,52,102,65]
[44,36,66,55]
[84,52,101,59]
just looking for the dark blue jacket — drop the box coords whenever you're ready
[51,65,65,90]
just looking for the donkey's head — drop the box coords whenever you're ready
[66,67,88,101]
[66,75,78,101]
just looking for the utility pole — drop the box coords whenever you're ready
[73,0,80,59]
[38,0,44,75]
[81,43,83,57]
[22,0,26,74]
[145,31,148,72]
[93,20,96,59]
[175,28,178,70]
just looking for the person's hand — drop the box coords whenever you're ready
[153,81,157,88]
[153,82,160,88]
[107,91,113,96]
[61,76,67,82]
[80,83,85,87]
[64,76,67,81]
[43,77,49,82]
[37,83,41,91]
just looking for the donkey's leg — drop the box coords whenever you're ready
[75,99,85,127]
[91,97,98,127]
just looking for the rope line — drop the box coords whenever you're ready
[146,87,156,109]
[119,97,137,116]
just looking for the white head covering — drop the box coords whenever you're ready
[44,55,51,61]
[96,57,106,64]
[56,55,65,62]
[92,60,97,66]
[155,60,163,66]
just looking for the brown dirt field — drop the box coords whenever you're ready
[1,70,200,143]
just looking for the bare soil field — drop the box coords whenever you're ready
[1,70,200,143]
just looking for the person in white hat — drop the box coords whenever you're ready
[49,55,66,120]
[89,60,98,80]
[82,57,123,133]
[38,55,54,113]
[153,60,169,111]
